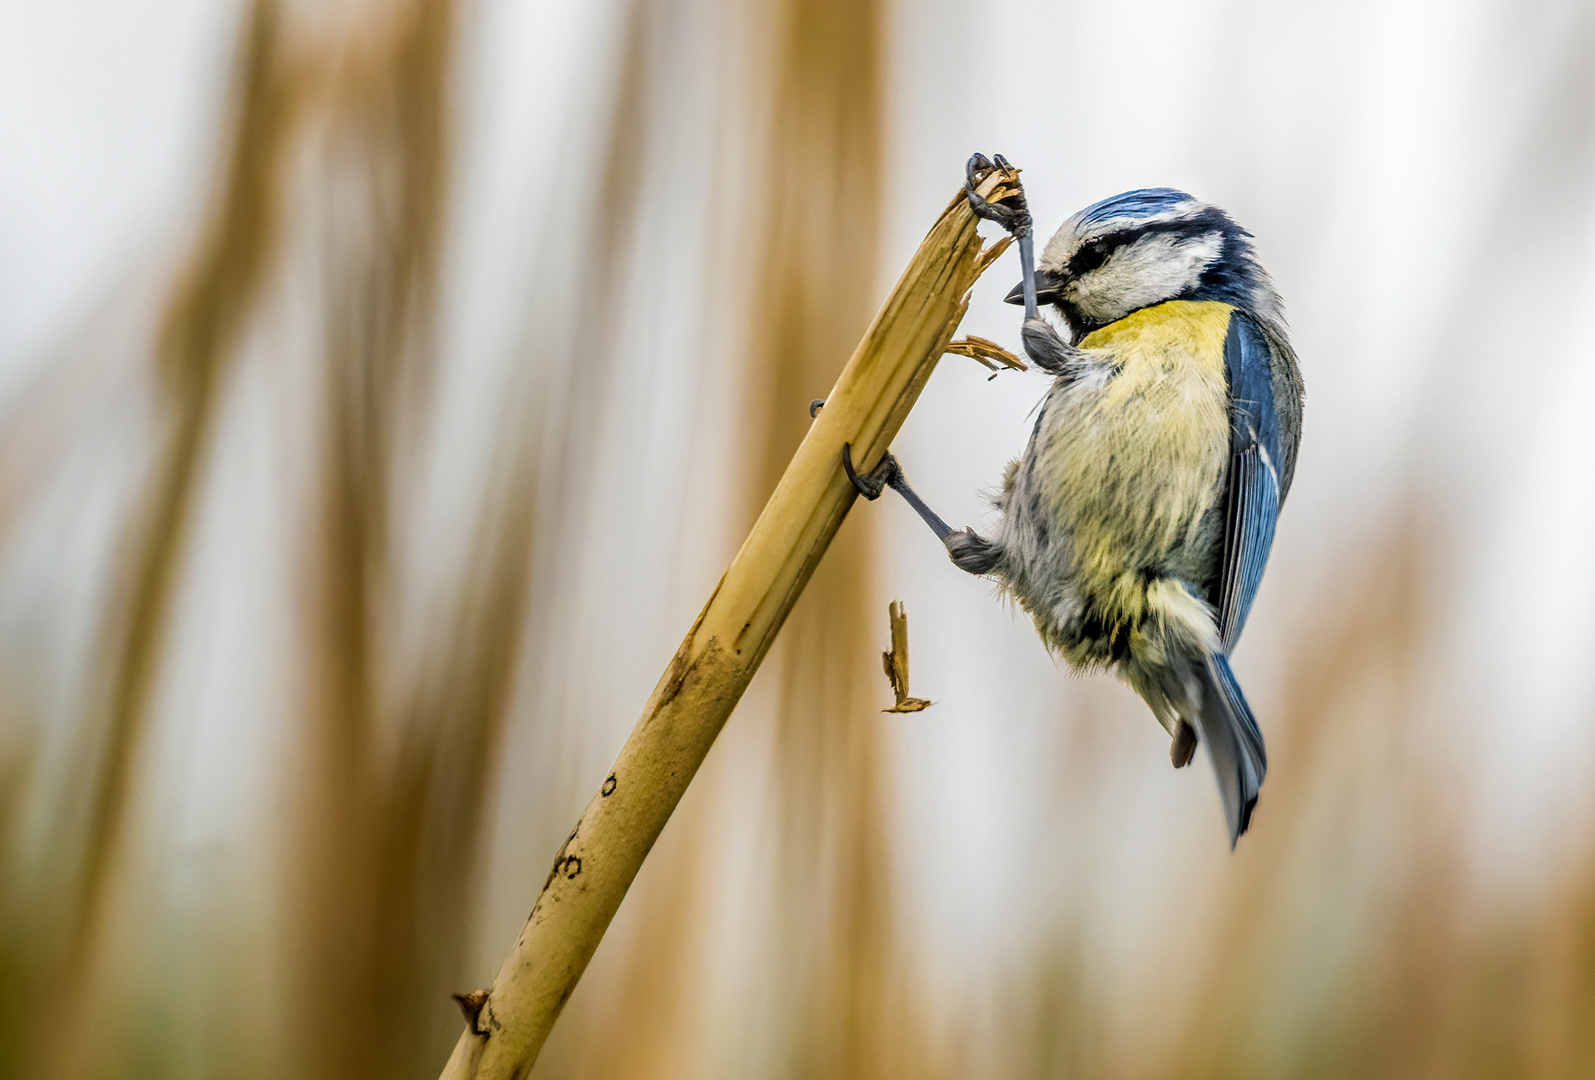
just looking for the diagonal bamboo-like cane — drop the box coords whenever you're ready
[437,162,1021,1080]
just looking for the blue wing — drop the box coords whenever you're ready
[1216,312,1282,653]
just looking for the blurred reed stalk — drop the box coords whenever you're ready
[270,0,543,1077]
[0,7,301,1076]
[746,5,912,1077]
[22,0,522,1074]
[437,168,1017,1080]
[70,0,293,969]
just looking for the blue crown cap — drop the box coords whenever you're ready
[1074,188,1197,229]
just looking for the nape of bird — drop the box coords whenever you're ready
[847,154,1303,846]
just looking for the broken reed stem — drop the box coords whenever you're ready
[437,164,1020,1080]
[882,600,931,713]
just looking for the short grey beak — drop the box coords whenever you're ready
[1004,269,1065,306]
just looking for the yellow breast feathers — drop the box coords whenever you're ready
[1040,300,1235,619]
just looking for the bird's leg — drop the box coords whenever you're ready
[966,153,1038,322]
[842,444,1002,576]
[967,154,1085,380]
[843,445,950,540]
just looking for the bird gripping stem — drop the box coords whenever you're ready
[435,159,1023,1080]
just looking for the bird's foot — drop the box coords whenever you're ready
[842,443,900,501]
[965,153,1032,238]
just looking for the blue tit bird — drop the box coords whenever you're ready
[846,154,1303,845]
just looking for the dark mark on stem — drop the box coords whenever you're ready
[601,773,617,797]
[657,644,692,706]
[542,820,583,891]
[453,989,492,1037]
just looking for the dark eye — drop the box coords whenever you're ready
[1072,237,1114,274]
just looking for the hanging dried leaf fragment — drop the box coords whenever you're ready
[881,600,931,713]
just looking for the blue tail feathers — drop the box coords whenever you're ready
[1197,653,1267,847]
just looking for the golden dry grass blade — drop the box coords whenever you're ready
[436,164,1017,1080]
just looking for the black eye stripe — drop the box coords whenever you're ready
[1066,210,1236,279]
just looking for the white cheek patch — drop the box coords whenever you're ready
[1067,232,1223,324]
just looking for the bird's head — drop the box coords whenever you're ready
[1006,188,1283,341]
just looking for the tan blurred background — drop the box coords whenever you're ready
[4,0,1595,1077]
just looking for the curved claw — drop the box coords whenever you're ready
[842,443,898,500]
[964,153,995,210]
[965,152,994,189]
